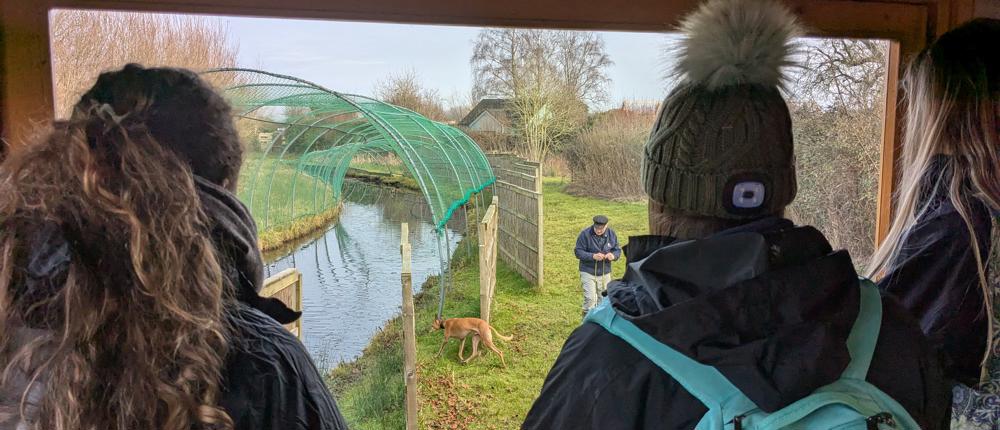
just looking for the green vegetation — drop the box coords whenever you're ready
[345,168,421,192]
[239,158,338,227]
[328,178,648,429]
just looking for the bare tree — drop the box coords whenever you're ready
[786,39,888,265]
[50,10,239,119]
[373,69,446,121]
[471,29,611,104]
[470,29,610,162]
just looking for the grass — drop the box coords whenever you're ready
[345,167,422,192]
[258,204,342,252]
[327,178,648,429]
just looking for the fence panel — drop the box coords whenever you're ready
[487,153,543,287]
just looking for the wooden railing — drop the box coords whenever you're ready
[261,268,303,338]
[479,196,499,323]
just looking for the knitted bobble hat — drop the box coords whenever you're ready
[641,0,801,219]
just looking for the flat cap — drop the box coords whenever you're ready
[593,215,609,225]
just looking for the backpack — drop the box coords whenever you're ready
[584,279,920,429]
[951,216,1000,430]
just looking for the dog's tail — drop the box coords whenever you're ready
[490,325,513,341]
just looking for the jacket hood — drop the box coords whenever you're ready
[607,217,861,412]
[194,176,300,324]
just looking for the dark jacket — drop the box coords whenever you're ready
[878,155,994,386]
[0,177,347,430]
[523,218,951,430]
[199,177,348,430]
[575,226,622,275]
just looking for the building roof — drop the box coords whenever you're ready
[458,98,512,127]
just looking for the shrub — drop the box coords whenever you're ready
[564,109,655,201]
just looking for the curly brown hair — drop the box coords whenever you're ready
[0,64,243,430]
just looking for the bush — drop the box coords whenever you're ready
[564,109,655,201]
[787,102,881,266]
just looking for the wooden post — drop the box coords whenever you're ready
[534,164,544,288]
[400,223,417,430]
[875,40,902,246]
[479,196,498,323]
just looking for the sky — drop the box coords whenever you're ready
[222,16,676,111]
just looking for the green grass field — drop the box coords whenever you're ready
[327,178,649,429]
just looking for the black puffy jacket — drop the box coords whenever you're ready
[522,218,951,429]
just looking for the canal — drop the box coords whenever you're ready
[263,180,464,370]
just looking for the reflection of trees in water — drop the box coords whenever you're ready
[342,180,467,232]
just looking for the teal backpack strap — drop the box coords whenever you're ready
[841,278,882,380]
[584,299,752,415]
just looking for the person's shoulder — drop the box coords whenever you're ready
[227,303,306,359]
[221,303,347,430]
[552,321,656,381]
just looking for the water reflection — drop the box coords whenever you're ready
[264,180,463,370]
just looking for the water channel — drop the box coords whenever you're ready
[263,180,464,370]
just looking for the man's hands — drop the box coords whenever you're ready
[593,253,605,261]
[604,253,615,261]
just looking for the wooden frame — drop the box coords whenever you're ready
[0,0,984,244]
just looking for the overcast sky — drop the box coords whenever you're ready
[222,16,676,110]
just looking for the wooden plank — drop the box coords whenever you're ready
[400,222,417,430]
[261,267,300,296]
[496,179,542,196]
[0,0,53,147]
[497,227,540,253]
[498,205,539,226]
[875,40,902,246]
[261,268,303,338]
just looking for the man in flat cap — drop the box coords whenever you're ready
[574,214,621,317]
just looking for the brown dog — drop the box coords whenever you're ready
[432,317,513,367]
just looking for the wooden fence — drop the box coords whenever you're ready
[487,153,543,287]
[400,223,418,430]
[261,268,303,338]
[478,196,499,323]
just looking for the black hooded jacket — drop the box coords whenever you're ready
[522,218,951,429]
[1,177,346,430]
[197,177,348,430]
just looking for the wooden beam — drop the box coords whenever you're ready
[45,0,928,41]
[875,40,903,246]
[0,0,53,148]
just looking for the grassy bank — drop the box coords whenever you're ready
[328,178,648,429]
[258,204,342,252]
[345,168,421,192]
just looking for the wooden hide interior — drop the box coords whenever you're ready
[0,0,995,242]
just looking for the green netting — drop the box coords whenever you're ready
[203,68,496,233]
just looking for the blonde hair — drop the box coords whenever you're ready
[868,19,1000,369]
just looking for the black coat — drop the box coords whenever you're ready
[199,177,349,430]
[522,218,952,430]
[878,155,994,386]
